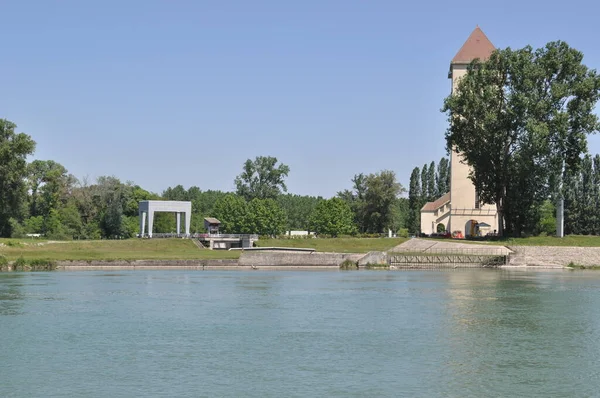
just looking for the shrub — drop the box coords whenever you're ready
[0,255,8,270]
[11,257,57,271]
[13,257,27,271]
[399,228,409,238]
[339,259,358,270]
[28,259,57,271]
[365,263,389,269]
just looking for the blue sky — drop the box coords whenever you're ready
[2,0,599,197]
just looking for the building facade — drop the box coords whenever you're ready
[421,26,499,237]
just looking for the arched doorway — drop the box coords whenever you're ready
[465,220,478,237]
[436,223,446,233]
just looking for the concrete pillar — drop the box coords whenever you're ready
[556,197,564,238]
[185,210,191,237]
[147,211,154,238]
[139,211,146,237]
[176,212,181,235]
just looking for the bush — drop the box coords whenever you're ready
[11,257,56,271]
[339,259,358,270]
[29,259,57,271]
[399,228,409,238]
[13,257,27,271]
[0,255,8,270]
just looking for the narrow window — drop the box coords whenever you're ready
[475,190,480,209]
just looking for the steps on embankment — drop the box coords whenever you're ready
[391,238,512,255]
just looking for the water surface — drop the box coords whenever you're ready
[1,269,600,397]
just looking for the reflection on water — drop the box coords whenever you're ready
[1,270,600,397]
[0,273,26,315]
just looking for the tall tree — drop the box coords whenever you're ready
[337,173,367,233]
[427,161,436,200]
[420,164,428,203]
[363,170,404,233]
[0,119,36,237]
[436,158,450,197]
[594,155,600,234]
[442,42,600,236]
[580,154,595,234]
[408,167,422,234]
[235,156,290,201]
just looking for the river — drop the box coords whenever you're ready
[1,269,599,397]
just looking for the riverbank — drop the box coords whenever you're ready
[2,237,600,270]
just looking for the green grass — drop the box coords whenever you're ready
[424,235,600,247]
[565,262,600,270]
[0,238,239,261]
[255,237,408,253]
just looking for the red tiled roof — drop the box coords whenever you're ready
[451,26,495,64]
[421,192,450,212]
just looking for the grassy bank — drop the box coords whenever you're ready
[425,235,600,247]
[0,237,408,263]
[0,239,239,261]
[255,237,408,253]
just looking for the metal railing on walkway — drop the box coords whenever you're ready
[388,247,509,268]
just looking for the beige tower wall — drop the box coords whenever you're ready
[448,64,498,236]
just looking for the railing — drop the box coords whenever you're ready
[194,233,259,240]
[450,207,497,215]
[393,247,507,255]
[389,247,508,268]
[140,233,259,240]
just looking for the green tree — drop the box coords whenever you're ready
[213,194,249,233]
[0,119,36,237]
[436,157,450,197]
[162,184,189,201]
[246,198,287,236]
[427,161,436,201]
[536,200,556,236]
[277,194,323,231]
[363,170,405,233]
[407,167,422,235]
[563,169,581,235]
[309,198,356,237]
[420,164,428,202]
[337,173,367,232]
[235,156,290,200]
[579,154,595,234]
[442,42,600,236]
[594,155,600,234]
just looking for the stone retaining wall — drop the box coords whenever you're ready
[508,246,600,267]
[238,251,363,267]
[357,251,387,266]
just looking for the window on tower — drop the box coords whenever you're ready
[475,190,480,209]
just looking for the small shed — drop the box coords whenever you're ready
[204,217,221,234]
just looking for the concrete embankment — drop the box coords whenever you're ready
[238,251,363,267]
[507,246,600,267]
[42,244,600,271]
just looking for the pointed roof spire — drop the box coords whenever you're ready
[451,26,495,64]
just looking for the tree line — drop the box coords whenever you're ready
[0,121,410,239]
